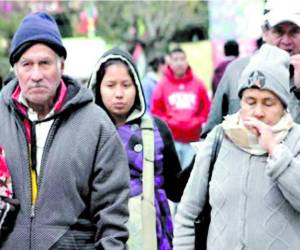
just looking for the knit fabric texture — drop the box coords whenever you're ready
[9,11,67,65]
[238,44,290,107]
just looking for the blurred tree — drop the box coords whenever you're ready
[0,0,209,82]
[0,4,28,84]
[53,12,73,37]
[94,1,208,55]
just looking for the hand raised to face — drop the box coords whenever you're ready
[243,116,279,154]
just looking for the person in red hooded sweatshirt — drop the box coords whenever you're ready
[151,47,210,170]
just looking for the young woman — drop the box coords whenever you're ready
[88,48,191,249]
[174,44,300,249]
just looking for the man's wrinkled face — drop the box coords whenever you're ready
[263,22,300,55]
[14,43,64,107]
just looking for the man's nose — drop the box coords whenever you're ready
[31,65,43,82]
[281,33,293,45]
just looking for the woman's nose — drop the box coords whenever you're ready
[115,86,124,97]
[253,105,264,118]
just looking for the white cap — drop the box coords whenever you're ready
[264,10,300,27]
[263,0,300,27]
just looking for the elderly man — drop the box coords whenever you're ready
[201,3,300,138]
[0,12,130,249]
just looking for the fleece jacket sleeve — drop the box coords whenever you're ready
[91,129,130,250]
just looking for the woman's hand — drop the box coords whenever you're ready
[243,117,279,154]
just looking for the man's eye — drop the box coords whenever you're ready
[290,28,300,36]
[41,60,51,65]
[272,29,283,36]
[20,62,30,67]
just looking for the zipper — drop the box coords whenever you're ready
[26,120,38,217]
[31,205,35,217]
[31,118,59,217]
[12,101,62,248]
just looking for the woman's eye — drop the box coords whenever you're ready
[246,100,255,106]
[104,82,114,88]
[265,102,274,107]
[124,83,133,88]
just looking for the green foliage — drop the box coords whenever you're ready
[93,1,131,43]
[0,12,25,79]
[0,0,209,78]
[93,1,208,55]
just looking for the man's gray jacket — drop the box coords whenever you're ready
[0,76,130,249]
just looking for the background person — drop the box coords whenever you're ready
[151,47,210,170]
[201,2,300,138]
[174,44,300,249]
[0,12,130,249]
[211,39,239,96]
[142,53,166,112]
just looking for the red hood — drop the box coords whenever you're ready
[165,65,194,84]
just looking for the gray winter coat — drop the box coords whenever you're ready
[0,76,130,249]
[174,125,300,249]
[201,55,300,137]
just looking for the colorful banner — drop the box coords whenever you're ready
[208,0,265,66]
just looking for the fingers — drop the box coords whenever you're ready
[243,117,263,136]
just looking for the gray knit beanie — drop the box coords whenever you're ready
[238,44,290,107]
[9,12,67,66]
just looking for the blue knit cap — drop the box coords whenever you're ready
[9,11,67,66]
